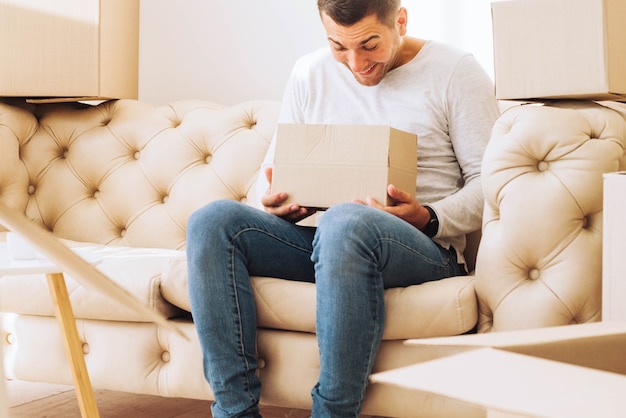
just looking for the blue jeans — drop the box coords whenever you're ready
[187,200,462,418]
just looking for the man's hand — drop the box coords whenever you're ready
[354,184,431,231]
[261,167,316,223]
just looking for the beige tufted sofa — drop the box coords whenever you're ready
[0,98,624,417]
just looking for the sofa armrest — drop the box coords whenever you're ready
[476,101,626,332]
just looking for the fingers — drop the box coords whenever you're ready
[261,167,315,222]
[261,166,286,208]
[267,201,315,223]
[387,184,413,204]
[270,202,304,217]
[355,185,411,209]
[265,167,273,184]
[286,206,317,223]
[262,190,288,207]
[261,182,314,222]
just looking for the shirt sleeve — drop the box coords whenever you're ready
[430,55,500,239]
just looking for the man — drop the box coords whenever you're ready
[186,1,500,417]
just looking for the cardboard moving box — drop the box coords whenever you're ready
[603,171,626,322]
[492,0,626,101]
[372,348,626,418]
[0,0,139,101]
[402,321,626,375]
[272,124,417,209]
[371,322,626,417]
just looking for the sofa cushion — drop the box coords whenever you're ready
[0,231,477,339]
[0,234,185,321]
[161,257,477,340]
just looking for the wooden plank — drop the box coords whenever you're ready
[46,272,100,418]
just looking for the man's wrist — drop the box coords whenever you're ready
[423,205,439,238]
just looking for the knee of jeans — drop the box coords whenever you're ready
[187,200,246,239]
[317,203,375,239]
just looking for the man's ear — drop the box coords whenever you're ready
[397,7,408,36]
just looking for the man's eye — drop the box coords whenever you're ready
[363,44,378,51]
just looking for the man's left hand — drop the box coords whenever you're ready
[354,184,431,231]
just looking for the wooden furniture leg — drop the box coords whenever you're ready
[46,273,100,418]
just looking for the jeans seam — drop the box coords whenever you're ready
[379,237,452,268]
[229,235,258,407]
[227,226,312,405]
[361,274,384,410]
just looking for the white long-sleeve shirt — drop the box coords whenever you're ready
[259,40,500,262]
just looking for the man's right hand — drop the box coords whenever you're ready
[261,167,316,223]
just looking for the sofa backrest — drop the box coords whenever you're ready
[0,99,280,250]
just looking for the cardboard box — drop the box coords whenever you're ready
[372,348,626,418]
[371,322,626,417]
[0,0,139,101]
[272,124,417,209]
[492,0,626,101]
[401,321,626,375]
[603,172,626,322]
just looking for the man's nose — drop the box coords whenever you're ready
[346,50,366,72]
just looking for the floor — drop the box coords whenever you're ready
[5,379,312,418]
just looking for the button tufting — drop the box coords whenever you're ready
[257,358,266,369]
[205,154,212,164]
[93,190,100,199]
[528,268,540,280]
[134,151,141,160]
[162,195,169,204]
[537,161,549,172]
[82,343,90,354]
[6,333,15,345]
[120,229,127,237]
[28,185,35,195]
[161,351,171,362]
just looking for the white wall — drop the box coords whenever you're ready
[407,0,494,80]
[138,0,326,105]
[139,0,494,105]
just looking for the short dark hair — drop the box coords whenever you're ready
[317,0,401,28]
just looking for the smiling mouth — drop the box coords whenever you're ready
[359,63,376,75]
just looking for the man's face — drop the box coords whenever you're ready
[321,11,406,87]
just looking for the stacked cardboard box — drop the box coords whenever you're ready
[492,0,626,101]
[0,0,139,101]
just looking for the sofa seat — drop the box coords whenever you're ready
[0,232,477,339]
[165,258,477,339]
[0,233,184,321]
